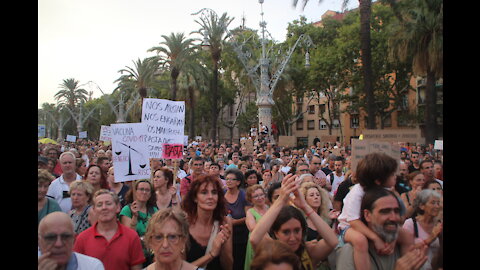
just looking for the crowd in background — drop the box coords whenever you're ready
[38,137,443,270]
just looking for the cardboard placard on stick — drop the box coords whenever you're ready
[142,98,185,159]
[350,139,400,174]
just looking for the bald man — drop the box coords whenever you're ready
[38,212,104,270]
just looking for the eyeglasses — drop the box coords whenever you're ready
[299,169,310,173]
[152,234,183,244]
[225,178,237,181]
[137,188,151,193]
[312,162,321,165]
[41,233,74,245]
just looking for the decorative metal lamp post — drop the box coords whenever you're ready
[194,0,313,143]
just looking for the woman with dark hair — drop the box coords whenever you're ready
[244,169,263,188]
[182,174,233,270]
[224,168,251,270]
[249,174,338,270]
[153,168,180,210]
[120,179,158,267]
[83,164,108,194]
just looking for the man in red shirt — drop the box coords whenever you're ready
[74,189,145,270]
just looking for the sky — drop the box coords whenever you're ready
[38,0,358,109]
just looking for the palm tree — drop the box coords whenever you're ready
[54,78,88,109]
[293,0,377,129]
[114,57,160,120]
[388,0,443,144]
[148,32,195,101]
[115,57,160,99]
[194,10,234,142]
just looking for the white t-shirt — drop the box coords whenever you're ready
[46,174,82,213]
[327,172,345,197]
[337,183,365,230]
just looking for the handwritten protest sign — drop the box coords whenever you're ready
[142,98,185,158]
[162,144,184,159]
[78,131,87,139]
[99,125,112,141]
[350,139,400,173]
[111,123,150,183]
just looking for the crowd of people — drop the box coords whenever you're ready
[38,137,443,270]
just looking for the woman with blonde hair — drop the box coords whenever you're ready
[69,180,95,234]
[299,182,333,234]
[143,208,205,270]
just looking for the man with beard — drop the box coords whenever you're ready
[336,186,428,270]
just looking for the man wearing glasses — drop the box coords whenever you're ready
[38,212,104,269]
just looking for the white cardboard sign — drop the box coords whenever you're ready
[111,123,151,183]
[141,98,185,159]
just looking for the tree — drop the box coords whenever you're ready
[114,57,160,121]
[293,0,377,129]
[194,10,234,142]
[54,78,88,110]
[148,32,195,100]
[388,0,443,144]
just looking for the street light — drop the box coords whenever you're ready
[193,0,313,143]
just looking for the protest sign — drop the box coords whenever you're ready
[111,123,150,183]
[240,139,254,155]
[162,144,184,159]
[99,125,112,142]
[66,135,77,142]
[38,125,46,138]
[78,131,87,139]
[142,98,185,158]
[278,136,296,148]
[434,140,443,150]
[350,139,400,173]
[361,129,424,143]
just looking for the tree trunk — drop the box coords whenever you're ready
[359,0,376,129]
[188,86,195,139]
[212,63,219,142]
[171,70,179,101]
[424,70,437,144]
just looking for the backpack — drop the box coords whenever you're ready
[328,172,335,185]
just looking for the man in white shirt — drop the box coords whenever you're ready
[326,156,346,198]
[46,151,82,213]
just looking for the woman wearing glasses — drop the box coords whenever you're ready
[224,169,251,270]
[143,208,204,270]
[244,184,269,270]
[120,179,158,267]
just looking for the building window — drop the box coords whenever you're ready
[308,105,315,114]
[333,119,340,129]
[296,119,304,130]
[318,104,326,116]
[307,120,315,130]
[351,115,359,128]
[319,120,327,130]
